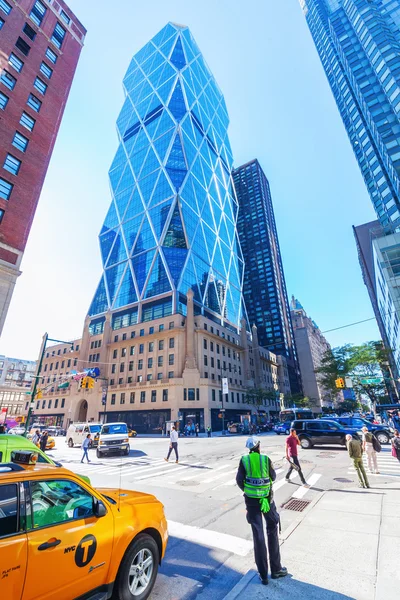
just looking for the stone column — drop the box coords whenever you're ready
[184,289,197,370]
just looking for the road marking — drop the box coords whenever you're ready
[167,520,253,556]
[292,473,321,499]
[134,461,203,481]
[202,467,237,484]
[273,472,298,492]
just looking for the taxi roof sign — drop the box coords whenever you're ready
[11,450,38,465]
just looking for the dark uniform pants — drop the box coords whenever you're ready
[246,500,281,579]
[167,442,178,460]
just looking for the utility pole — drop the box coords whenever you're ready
[100,378,109,423]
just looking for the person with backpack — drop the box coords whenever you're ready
[362,426,379,474]
[391,429,400,462]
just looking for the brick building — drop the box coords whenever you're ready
[0,0,85,334]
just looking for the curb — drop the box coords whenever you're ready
[222,570,258,600]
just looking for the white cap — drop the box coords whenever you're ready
[246,436,260,450]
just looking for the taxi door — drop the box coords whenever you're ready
[23,477,113,600]
[0,482,27,600]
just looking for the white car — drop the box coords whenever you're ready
[97,422,130,458]
[8,426,26,435]
[66,422,102,448]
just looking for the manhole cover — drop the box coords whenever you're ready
[334,478,353,483]
[178,480,199,486]
[281,498,311,512]
[298,459,312,464]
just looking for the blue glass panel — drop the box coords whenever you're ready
[166,133,187,190]
[157,76,176,104]
[178,256,201,301]
[114,187,132,220]
[132,249,155,295]
[149,170,174,207]
[114,265,137,308]
[163,204,187,247]
[180,178,199,214]
[170,37,186,70]
[106,262,127,304]
[191,156,206,188]
[204,276,220,313]
[117,97,135,137]
[168,80,186,121]
[228,258,240,289]
[122,214,142,254]
[202,224,217,261]
[134,41,156,66]
[155,63,176,89]
[132,216,156,255]
[127,128,148,158]
[153,110,175,140]
[106,231,127,267]
[159,34,177,60]
[139,147,160,179]
[123,188,145,223]
[192,224,208,262]
[212,242,227,277]
[139,170,160,206]
[151,23,177,49]
[162,246,188,285]
[129,147,148,179]
[201,198,216,232]
[192,176,207,213]
[149,199,173,239]
[211,199,222,229]
[114,163,135,196]
[145,253,171,298]
[101,202,119,234]
[147,65,164,91]
[181,36,196,63]
[182,132,198,168]
[153,131,174,163]
[100,228,117,265]
[123,68,145,95]
[182,28,200,61]
[88,276,109,316]
[180,201,198,245]
[218,216,230,247]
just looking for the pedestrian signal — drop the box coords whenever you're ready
[335,378,345,388]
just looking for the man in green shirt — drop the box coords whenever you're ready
[346,434,370,489]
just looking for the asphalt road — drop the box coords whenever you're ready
[48,433,400,600]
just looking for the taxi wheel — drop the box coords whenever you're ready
[114,534,159,600]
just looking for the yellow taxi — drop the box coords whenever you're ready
[0,451,168,600]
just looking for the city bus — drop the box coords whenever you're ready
[279,408,314,423]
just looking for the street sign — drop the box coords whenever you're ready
[222,378,229,394]
[345,377,353,388]
[360,377,383,385]
[220,409,226,412]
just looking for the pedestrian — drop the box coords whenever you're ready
[191,423,195,436]
[346,434,370,488]
[32,429,41,446]
[285,428,307,485]
[81,433,91,463]
[391,429,400,463]
[362,426,379,474]
[195,423,199,437]
[40,430,48,453]
[236,436,288,585]
[164,425,179,463]
[207,426,212,438]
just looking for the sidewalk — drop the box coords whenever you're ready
[224,483,400,600]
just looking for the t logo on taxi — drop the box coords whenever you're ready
[74,535,97,567]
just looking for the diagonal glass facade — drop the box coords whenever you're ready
[89,22,246,329]
[300,0,400,231]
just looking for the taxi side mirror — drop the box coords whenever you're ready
[93,500,107,518]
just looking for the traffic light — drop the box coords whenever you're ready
[36,389,43,399]
[87,377,95,389]
[335,378,345,389]
[79,377,88,389]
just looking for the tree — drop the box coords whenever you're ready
[316,342,390,412]
[284,394,312,408]
[245,388,276,411]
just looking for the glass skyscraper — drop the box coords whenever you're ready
[88,22,245,331]
[233,160,302,395]
[300,0,400,231]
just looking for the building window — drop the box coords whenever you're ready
[118,378,123,385]
[15,36,31,55]
[168,354,174,365]
[120,393,125,404]
[159,324,164,332]
[203,339,207,349]
[158,356,163,367]
[12,131,29,152]
[20,112,35,131]
[33,77,47,95]
[149,326,154,335]
[54,398,58,408]
[40,62,53,79]
[139,344,144,354]
[114,335,118,342]
[129,361,133,372]
[51,22,66,49]
[0,91,8,110]
[148,342,154,352]
[168,371,174,378]
[27,93,41,112]
[140,329,144,337]
[120,363,124,373]
[111,364,116,374]
[131,331,135,339]
[0,177,13,201]
[30,1,46,26]
[61,398,65,408]
[169,321,174,329]
[204,355,208,366]
[157,372,162,380]
[1,70,16,91]
[127,376,132,383]
[0,17,3,29]
[48,399,52,409]
[22,23,36,40]
[0,208,4,224]
[148,358,153,368]
[162,389,168,402]
[121,348,126,357]
[137,375,142,382]
[212,389,216,401]
[169,338,175,349]
[122,333,127,341]
[42,400,45,409]
[151,390,156,402]
[138,360,143,370]
[0,0,11,15]
[140,391,145,403]
[9,53,24,73]
[130,346,135,355]
[158,340,164,350]
[111,394,116,405]
[3,154,21,175]
[113,349,117,359]
[188,388,195,401]
[60,10,70,24]
[109,379,114,385]
[45,47,57,64]
[130,392,135,404]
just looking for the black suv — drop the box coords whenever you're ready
[291,419,360,449]
[328,416,392,444]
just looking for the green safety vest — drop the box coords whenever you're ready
[242,453,271,511]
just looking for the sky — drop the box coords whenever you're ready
[0,0,380,360]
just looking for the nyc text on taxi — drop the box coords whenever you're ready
[0,451,168,600]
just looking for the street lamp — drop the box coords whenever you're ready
[24,332,74,436]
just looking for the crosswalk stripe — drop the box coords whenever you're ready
[202,467,237,484]
[273,472,298,492]
[134,461,204,481]
[292,473,321,499]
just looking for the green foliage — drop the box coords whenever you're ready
[245,388,276,410]
[285,394,312,408]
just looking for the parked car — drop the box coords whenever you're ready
[329,416,392,444]
[274,423,291,436]
[97,422,130,458]
[291,419,360,449]
[7,426,26,435]
[66,422,102,448]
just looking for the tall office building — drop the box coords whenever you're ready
[0,0,85,334]
[233,160,302,395]
[300,0,400,230]
[89,22,245,330]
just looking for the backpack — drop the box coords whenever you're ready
[372,435,381,453]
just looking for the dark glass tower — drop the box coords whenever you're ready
[233,160,302,394]
[300,0,400,231]
[88,22,245,330]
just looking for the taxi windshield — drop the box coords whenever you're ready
[101,424,128,435]
[89,425,101,433]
